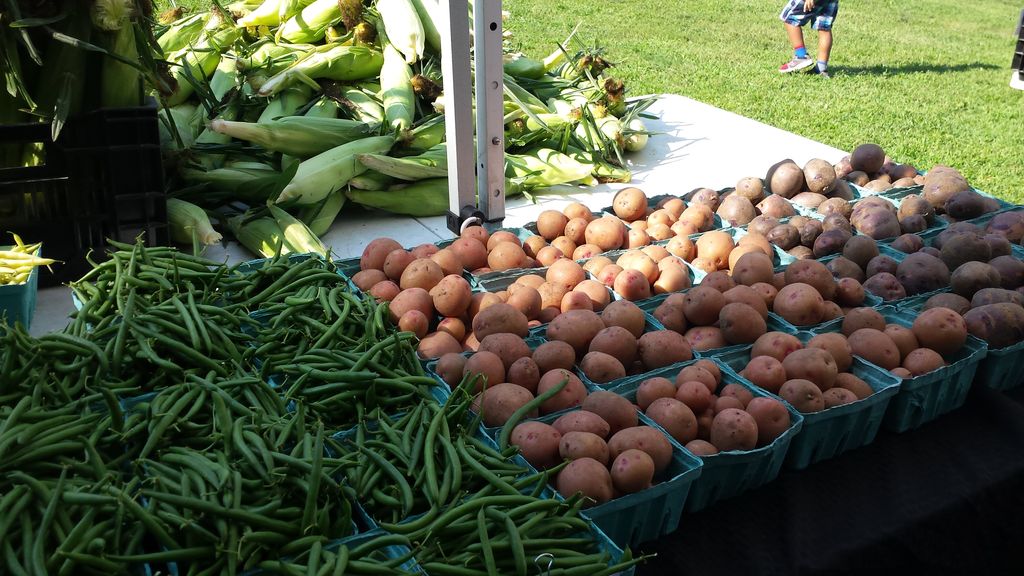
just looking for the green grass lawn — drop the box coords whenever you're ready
[162,0,1024,201]
[504,0,1024,202]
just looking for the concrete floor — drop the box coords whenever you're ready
[29,93,847,335]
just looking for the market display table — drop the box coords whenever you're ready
[639,385,1024,575]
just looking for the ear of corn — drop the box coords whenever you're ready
[357,144,447,180]
[345,178,449,217]
[157,13,207,53]
[504,54,545,80]
[165,25,241,106]
[211,116,378,157]
[228,215,292,257]
[298,190,346,235]
[278,0,344,43]
[506,148,594,187]
[159,104,200,150]
[275,135,396,205]
[349,170,395,190]
[378,0,425,64]
[93,1,142,108]
[194,104,240,169]
[236,0,285,27]
[258,45,384,96]
[409,0,442,53]
[380,44,414,133]
[400,115,445,151]
[257,83,314,122]
[208,57,240,102]
[304,96,340,118]
[168,199,224,248]
[340,88,384,123]
[267,202,328,255]
[237,41,313,75]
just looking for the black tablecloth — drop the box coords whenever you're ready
[637,386,1024,575]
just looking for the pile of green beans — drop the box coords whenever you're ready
[223,254,352,315]
[412,495,646,576]
[327,385,532,526]
[138,422,356,573]
[255,533,421,576]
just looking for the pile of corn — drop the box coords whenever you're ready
[0,234,56,286]
[158,0,654,257]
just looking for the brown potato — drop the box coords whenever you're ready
[779,379,825,413]
[462,226,490,245]
[352,269,388,292]
[701,270,736,292]
[883,324,919,361]
[511,421,563,469]
[676,365,719,394]
[580,352,627,384]
[709,408,758,451]
[782,348,838,391]
[388,287,434,324]
[601,300,647,338]
[563,217,590,245]
[645,397,698,444]
[719,383,754,407]
[741,355,787,394]
[653,295,688,334]
[537,369,588,414]
[472,303,529,341]
[834,277,867,307]
[487,242,527,272]
[902,348,946,376]
[585,217,626,251]
[383,249,416,281]
[848,328,901,370]
[638,331,694,368]
[806,333,854,372]
[429,274,472,318]
[784,259,836,301]
[732,251,775,286]
[522,235,547,259]
[912,307,968,355]
[773,283,825,327]
[683,286,726,326]
[563,202,595,222]
[450,238,488,271]
[611,449,656,494]
[751,331,804,362]
[684,326,728,352]
[714,396,745,414]
[745,397,792,446]
[398,310,430,338]
[477,334,532,372]
[612,187,649,221]
[834,372,874,399]
[370,280,401,301]
[695,231,736,270]
[537,282,569,311]
[719,302,768,344]
[675,380,715,413]
[823,387,859,408]
[435,352,467,387]
[613,269,653,301]
[638,377,678,410]
[361,238,405,271]
[552,410,611,439]
[863,272,907,301]
[463,351,505,391]
[686,439,720,456]
[607,427,674,473]
[546,309,605,356]
[583,391,638,435]
[507,357,541,393]
[841,307,886,335]
[556,457,613,507]
[560,291,594,313]
[537,210,569,241]
[653,266,692,294]
[751,282,779,308]
[588,326,638,368]
[559,431,610,466]
[532,341,576,373]
[477,383,536,427]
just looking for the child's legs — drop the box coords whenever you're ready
[785,23,807,50]
[816,29,833,62]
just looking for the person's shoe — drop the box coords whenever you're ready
[779,57,814,73]
[816,69,831,78]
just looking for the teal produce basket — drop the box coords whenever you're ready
[610,360,803,513]
[0,245,40,329]
[714,345,902,470]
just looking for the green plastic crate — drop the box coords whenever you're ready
[714,345,902,470]
[610,359,803,513]
[0,244,40,329]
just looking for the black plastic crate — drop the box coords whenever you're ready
[0,102,167,286]
[1014,9,1024,76]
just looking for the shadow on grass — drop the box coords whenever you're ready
[835,62,1000,76]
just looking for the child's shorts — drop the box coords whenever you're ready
[779,0,839,31]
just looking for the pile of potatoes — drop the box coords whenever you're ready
[859,215,1024,302]
[633,361,794,455]
[433,335,589,427]
[508,394,677,507]
[662,228,779,276]
[737,330,880,413]
[545,302,694,385]
[582,246,693,301]
[607,187,719,241]
[483,258,614,324]
[688,157,856,230]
